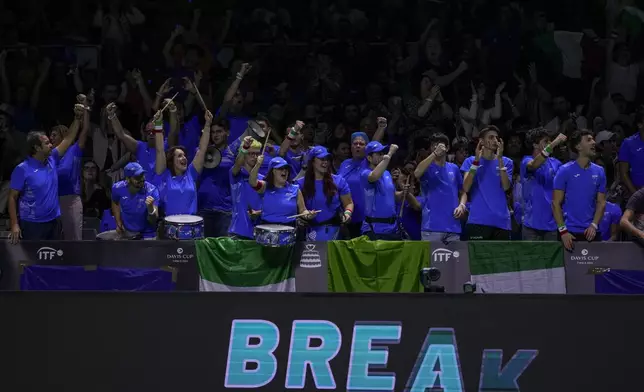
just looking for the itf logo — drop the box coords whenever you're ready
[432,248,460,263]
[37,247,63,261]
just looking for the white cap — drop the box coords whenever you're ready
[595,130,615,145]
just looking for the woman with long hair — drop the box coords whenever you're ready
[154,109,213,215]
[297,146,354,241]
[81,160,110,219]
[249,156,317,226]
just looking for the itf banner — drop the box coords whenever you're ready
[430,241,471,293]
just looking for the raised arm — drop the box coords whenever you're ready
[152,112,166,176]
[279,121,304,157]
[462,140,483,193]
[526,133,567,172]
[368,144,398,183]
[192,110,213,173]
[165,99,180,147]
[77,94,90,150]
[106,103,139,153]
[163,26,184,68]
[414,144,445,179]
[249,155,266,193]
[131,69,153,117]
[224,63,252,105]
[56,104,84,157]
[372,117,387,143]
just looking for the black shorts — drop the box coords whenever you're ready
[466,224,511,241]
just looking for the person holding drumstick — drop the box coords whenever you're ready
[297,146,354,241]
[249,156,318,226]
[229,136,264,239]
[111,162,160,240]
[154,107,213,215]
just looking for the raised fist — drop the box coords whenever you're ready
[294,120,305,131]
[377,117,387,128]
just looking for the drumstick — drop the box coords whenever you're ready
[192,83,208,111]
[159,92,179,114]
[288,210,322,219]
[398,175,411,218]
[261,128,272,155]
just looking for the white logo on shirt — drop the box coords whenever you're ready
[637,148,643,152]
[574,174,581,178]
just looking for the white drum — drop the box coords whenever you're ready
[163,215,205,240]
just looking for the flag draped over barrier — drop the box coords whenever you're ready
[468,242,566,293]
[20,265,176,291]
[195,237,296,292]
[326,236,430,292]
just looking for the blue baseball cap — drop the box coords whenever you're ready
[365,141,389,155]
[307,146,331,163]
[124,162,146,178]
[268,157,290,170]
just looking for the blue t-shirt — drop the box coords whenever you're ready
[259,146,281,177]
[599,201,622,241]
[520,155,562,231]
[163,115,202,161]
[285,148,308,179]
[420,162,463,234]
[618,134,644,188]
[461,156,514,230]
[338,158,369,223]
[10,150,62,222]
[553,161,607,233]
[57,142,83,196]
[261,183,300,224]
[397,196,423,240]
[156,164,200,216]
[111,180,159,238]
[197,144,236,213]
[296,174,350,224]
[216,107,249,144]
[361,168,397,234]
[136,140,168,183]
[229,168,263,238]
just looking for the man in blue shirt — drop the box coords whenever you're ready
[361,141,406,240]
[618,112,644,199]
[111,162,160,240]
[414,132,467,243]
[461,125,513,240]
[520,128,567,241]
[553,129,607,251]
[8,108,82,243]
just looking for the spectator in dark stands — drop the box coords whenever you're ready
[618,112,644,199]
[620,188,644,244]
[81,160,110,219]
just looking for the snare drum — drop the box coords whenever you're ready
[254,224,296,247]
[164,215,204,240]
[96,230,139,240]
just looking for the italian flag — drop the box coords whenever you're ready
[468,242,566,294]
[195,238,296,292]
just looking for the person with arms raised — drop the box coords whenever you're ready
[154,109,213,216]
[51,94,91,240]
[520,128,566,241]
[297,146,354,241]
[279,120,308,179]
[414,132,467,242]
[111,162,159,240]
[229,136,264,239]
[8,104,83,244]
[460,125,513,240]
[361,141,408,240]
[249,156,318,227]
[553,130,607,251]
[337,117,387,238]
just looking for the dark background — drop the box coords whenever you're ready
[0,292,641,391]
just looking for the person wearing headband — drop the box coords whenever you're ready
[249,156,318,226]
[337,117,387,238]
[297,146,354,241]
[229,136,264,239]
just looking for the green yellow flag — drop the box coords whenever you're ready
[327,236,430,292]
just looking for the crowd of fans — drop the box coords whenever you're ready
[1,0,644,248]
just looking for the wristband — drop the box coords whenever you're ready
[558,225,568,233]
[239,146,249,155]
[469,167,478,174]
[544,145,553,155]
[343,209,352,217]
[498,166,507,172]
[236,73,243,80]
[155,92,164,97]
[591,222,598,230]
[473,160,480,166]
[252,181,264,191]
[541,149,551,157]
[108,114,116,120]
[286,127,297,140]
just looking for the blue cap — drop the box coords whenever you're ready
[307,146,331,163]
[365,141,388,155]
[351,132,369,143]
[268,157,290,170]
[124,162,146,178]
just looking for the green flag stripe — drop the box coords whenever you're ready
[196,238,294,287]
[468,242,564,275]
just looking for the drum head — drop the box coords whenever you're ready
[165,214,204,224]
[246,120,266,139]
[96,230,137,240]
[204,146,222,169]
[256,224,293,232]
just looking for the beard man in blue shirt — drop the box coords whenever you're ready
[553,129,607,251]
[460,125,513,240]
[520,128,567,240]
[111,162,160,240]
[8,105,83,244]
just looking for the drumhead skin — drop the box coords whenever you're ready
[255,224,294,232]
[165,215,204,223]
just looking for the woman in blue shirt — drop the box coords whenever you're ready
[297,146,354,241]
[154,110,213,216]
[249,156,317,226]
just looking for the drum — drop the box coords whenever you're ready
[164,215,204,240]
[96,230,139,240]
[254,224,296,247]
